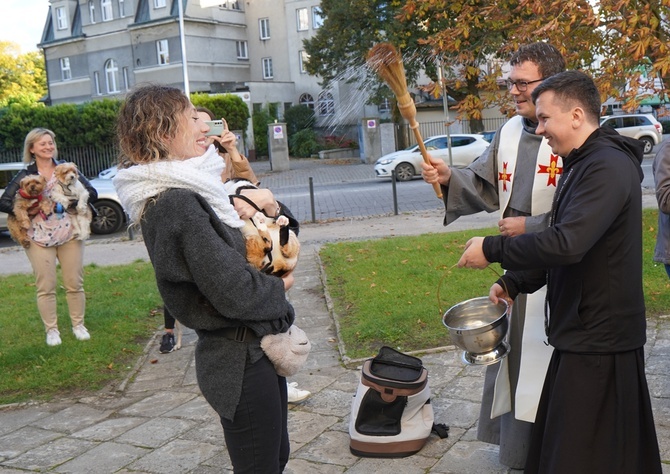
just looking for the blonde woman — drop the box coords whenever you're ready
[0,128,97,346]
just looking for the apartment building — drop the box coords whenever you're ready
[39,0,385,152]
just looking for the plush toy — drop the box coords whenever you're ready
[260,325,311,377]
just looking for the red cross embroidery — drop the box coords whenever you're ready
[537,154,562,186]
[498,162,512,192]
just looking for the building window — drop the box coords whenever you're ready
[102,0,113,21]
[219,1,240,9]
[154,0,166,8]
[157,40,169,65]
[262,58,273,79]
[296,8,308,31]
[119,0,126,17]
[94,72,101,95]
[378,98,391,112]
[56,6,68,30]
[312,7,324,29]
[318,91,335,116]
[236,41,248,59]
[259,18,270,40]
[123,67,130,90]
[88,1,96,23]
[60,57,72,81]
[299,51,309,73]
[299,93,314,110]
[105,59,119,93]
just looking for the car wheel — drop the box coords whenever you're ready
[639,136,654,154]
[91,200,125,235]
[394,163,415,181]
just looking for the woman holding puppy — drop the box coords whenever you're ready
[114,84,295,473]
[0,128,97,346]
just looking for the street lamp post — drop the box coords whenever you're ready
[437,59,453,166]
[177,0,190,95]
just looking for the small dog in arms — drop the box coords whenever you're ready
[50,162,93,240]
[224,179,300,276]
[7,175,53,248]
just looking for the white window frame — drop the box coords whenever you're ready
[312,7,324,29]
[296,8,308,31]
[89,1,96,23]
[101,0,113,21]
[60,57,72,81]
[157,39,169,65]
[259,18,270,40]
[56,6,68,30]
[119,0,126,17]
[105,59,119,93]
[318,91,335,116]
[123,67,130,90]
[262,57,273,80]
[236,41,248,59]
[379,98,391,112]
[299,93,314,110]
[299,51,309,73]
[94,72,101,95]
[154,0,166,8]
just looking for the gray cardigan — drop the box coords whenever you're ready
[140,188,295,421]
[654,139,670,265]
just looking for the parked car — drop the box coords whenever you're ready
[479,130,497,143]
[600,114,662,154]
[0,161,126,235]
[374,134,490,181]
[0,162,27,232]
[88,176,126,234]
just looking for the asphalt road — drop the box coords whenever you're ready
[0,152,660,249]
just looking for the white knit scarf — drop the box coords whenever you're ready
[113,145,244,228]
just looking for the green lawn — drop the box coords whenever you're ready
[320,208,670,359]
[0,261,162,405]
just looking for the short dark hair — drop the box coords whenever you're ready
[531,70,601,123]
[509,42,566,79]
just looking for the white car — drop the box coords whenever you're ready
[0,162,126,235]
[600,114,663,154]
[374,134,490,181]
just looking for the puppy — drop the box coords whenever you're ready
[7,175,52,248]
[50,162,92,240]
[225,179,300,277]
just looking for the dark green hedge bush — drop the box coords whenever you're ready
[0,93,250,151]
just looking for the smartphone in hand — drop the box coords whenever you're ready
[205,120,224,136]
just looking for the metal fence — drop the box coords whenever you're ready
[0,144,118,178]
[400,117,507,148]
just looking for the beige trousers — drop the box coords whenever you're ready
[25,239,86,332]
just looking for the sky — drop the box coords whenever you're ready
[1,0,51,53]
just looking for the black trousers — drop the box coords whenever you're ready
[221,355,290,473]
[526,348,661,474]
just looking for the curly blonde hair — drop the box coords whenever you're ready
[23,128,58,164]
[116,84,191,168]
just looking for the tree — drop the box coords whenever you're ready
[306,0,670,131]
[0,41,46,107]
[303,0,438,111]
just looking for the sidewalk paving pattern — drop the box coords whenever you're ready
[0,159,668,473]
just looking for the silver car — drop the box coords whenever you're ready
[600,114,663,154]
[0,162,126,235]
[374,134,491,181]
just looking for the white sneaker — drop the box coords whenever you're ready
[72,325,90,341]
[46,329,62,346]
[287,382,311,403]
